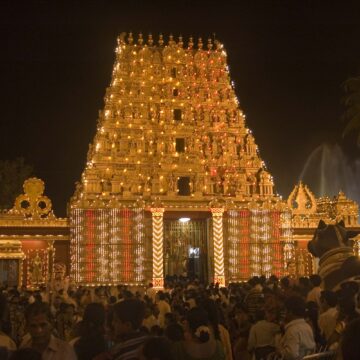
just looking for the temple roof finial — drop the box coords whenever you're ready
[207,38,213,50]
[138,32,143,45]
[178,35,183,47]
[188,36,194,49]
[198,37,203,49]
[148,33,153,46]
[117,32,126,45]
[158,34,164,46]
[169,34,174,46]
[128,32,133,45]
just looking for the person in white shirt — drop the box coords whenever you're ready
[156,291,171,328]
[20,302,77,360]
[306,274,322,308]
[145,283,157,303]
[277,296,315,360]
[142,305,159,331]
[318,290,338,341]
[248,309,281,359]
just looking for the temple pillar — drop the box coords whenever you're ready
[151,207,165,289]
[211,207,226,286]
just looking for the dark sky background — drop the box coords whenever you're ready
[1,1,360,217]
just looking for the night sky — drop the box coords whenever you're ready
[1,1,360,216]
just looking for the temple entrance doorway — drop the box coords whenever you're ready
[164,212,210,283]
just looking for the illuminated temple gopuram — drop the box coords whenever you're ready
[0,33,359,288]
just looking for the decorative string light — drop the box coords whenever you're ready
[70,207,147,285]
[226,208,293,281]
[69,33,295,286]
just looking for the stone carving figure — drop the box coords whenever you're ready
[31,253,43,284]
[308,220,360,289]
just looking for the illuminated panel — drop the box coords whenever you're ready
[239,210,251,279]
[250,209,261,276]
[281,210,295,274]
[270,210,282,277]
[259,210,271,277]
[109,208,121,282]
[211,208,225,286]
[227,210,239,282]
[121,208,131,283]
[85,210,95,283]
[70,207,146,285]
[133,208,145,282]
[225,208,294,281]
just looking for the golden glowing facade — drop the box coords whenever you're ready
[1,36,359,288]
[0,178,69,288]
[70,33,294,287]
[287,182,359,276]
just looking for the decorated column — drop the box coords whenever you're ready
[151,207,165,289]
[211,207,226,286]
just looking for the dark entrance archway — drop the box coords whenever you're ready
[163,211,210,282]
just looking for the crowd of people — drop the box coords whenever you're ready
[0,274,359,360]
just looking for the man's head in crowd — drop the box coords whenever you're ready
[309,274,322,288]
[280,276,290,289]
[140,336,173,360]
[25,302,53,347]
[284,296,306,323]
[320,290,337,312]
[157,291,166,301]
[248,276,261,288]
[112,299,145,340]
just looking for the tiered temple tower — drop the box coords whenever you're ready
[70,33,292,287]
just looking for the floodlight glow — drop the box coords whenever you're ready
[179,217,190,223]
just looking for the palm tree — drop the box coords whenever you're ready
[342,75,360,145]
[0,158,33,209]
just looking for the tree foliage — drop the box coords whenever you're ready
[0,158,33,210]
[342,75,360,145]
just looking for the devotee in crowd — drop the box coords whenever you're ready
[304,301,325,347]
[1,273,360,359]
[318,290,338,341]
[20,302,77,360]
[141,304,159,331]
[0,294,16,353]
[56,302,76,341]
[340,317,360,360]
[328,289,360,350]
[139,336,173,360]
[247,309,281,360]
[165,322,185,342]
[200,298,232,360]
[277,296,315,359]
[244,277,263,321]
[172,307,225,359]
[156,291,171,328]
[229,303,251,360]
[145,283,157,303]
[109,299,149,360]
[72,302,107,360]
[306,275,322,308]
